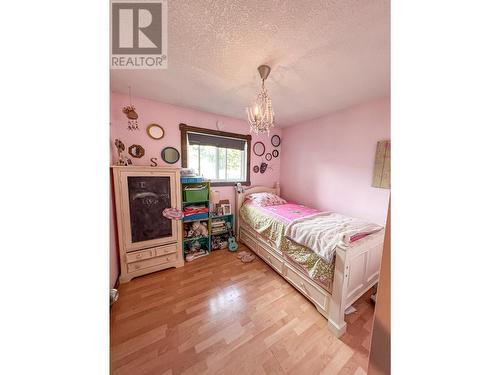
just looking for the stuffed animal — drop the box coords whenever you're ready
[190,241,202,253]
[190,221,201,236]
[190,221,209,237]
[200,222,208,236]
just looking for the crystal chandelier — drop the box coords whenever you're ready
[246,65,275,135]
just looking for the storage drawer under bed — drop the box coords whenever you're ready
[240,222,330,315]
[283,263,329,311]
[258,243,283,274]
[239,227,259,251]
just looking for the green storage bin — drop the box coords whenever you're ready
[183,185,208,202]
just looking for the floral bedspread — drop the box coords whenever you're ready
[239,203,334,292]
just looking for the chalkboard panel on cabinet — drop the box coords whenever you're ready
[127,176,173,243]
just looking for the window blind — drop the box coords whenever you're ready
[187,132,246,151]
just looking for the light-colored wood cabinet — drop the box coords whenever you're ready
[112,166,184,283]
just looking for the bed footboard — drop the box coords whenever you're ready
[328,234,384,336]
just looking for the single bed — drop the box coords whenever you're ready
[235,184,385,337]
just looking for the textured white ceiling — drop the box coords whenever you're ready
[110,0,390,127]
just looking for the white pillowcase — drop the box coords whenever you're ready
[246,192,287,207]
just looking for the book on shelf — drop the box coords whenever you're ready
[212,229,227,235]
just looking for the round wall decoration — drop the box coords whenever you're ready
[271,135,281,147]
[146,124,165,140]
[265,153,272,161]
[161,147,180,164]
[128,144,145,158]
[253,165,260,173]
[253,141,265,156]
[272,149,279,158]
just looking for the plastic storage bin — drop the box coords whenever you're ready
[181,176,203,184]
[183,185,208,202]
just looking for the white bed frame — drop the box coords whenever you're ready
[235,184,384,337]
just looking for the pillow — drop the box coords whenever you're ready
[245,192,287,207]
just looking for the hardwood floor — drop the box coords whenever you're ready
[111,244,375,375]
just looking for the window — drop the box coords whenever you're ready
[180,124,251,186]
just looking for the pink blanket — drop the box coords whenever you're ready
[256,203,320,223]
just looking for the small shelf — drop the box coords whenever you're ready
[210,213,232,219]
[187,251,210,261]
[183,235,209,242]
[182,181,208,185]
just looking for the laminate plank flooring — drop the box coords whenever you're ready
[111,245,375,375]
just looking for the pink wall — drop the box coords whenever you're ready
[280,97,390,225]
[110,92,281,286]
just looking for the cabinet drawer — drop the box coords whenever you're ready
[163,252,178,263]
[155,244,178,256]
[283,264,328,310]
[259,246,283,274]
[126,248,155,263]
[127,253,177,273]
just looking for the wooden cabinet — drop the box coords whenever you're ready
[112,166,183,283]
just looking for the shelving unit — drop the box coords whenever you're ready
[182,181,211,260]
[181,180,235,260]
[210,213,234,251]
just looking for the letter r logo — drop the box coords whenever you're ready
[112,3,162,54]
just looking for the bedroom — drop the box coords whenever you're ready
[5,1,500,375]
[109,1,390,374]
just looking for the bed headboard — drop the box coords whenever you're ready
[234,183,280,238]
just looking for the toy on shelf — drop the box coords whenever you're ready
[185,240,208,262]
[211,234,229,250]
[184,220,209,238]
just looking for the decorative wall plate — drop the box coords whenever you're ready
[260,162,268,174]
[128,144,145,158]
[146,124,165,140]
[265,153,272,161]
[253,165,260,173]
[161,147,180,164]
[272,149,279,158]
[271,135,281,147]
[253,141,265,156]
